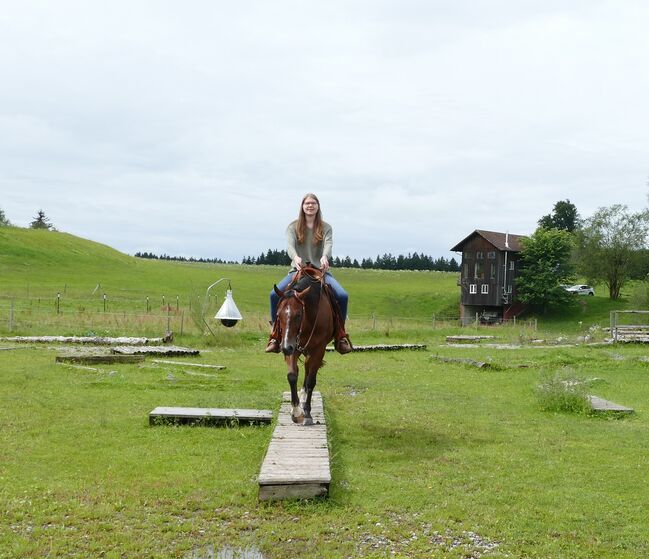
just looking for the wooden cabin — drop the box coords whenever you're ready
[450,229,527,325]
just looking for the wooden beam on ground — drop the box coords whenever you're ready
[326,343,427,352]
[258,391,331,501]
[445,335,497,343]
[112,345,199,356]
[151,359,225,369]
[0,335,171,345]
[431,355,491,368]
[149,407,273,426]
[588,395,634,413]
[55,354,145,365]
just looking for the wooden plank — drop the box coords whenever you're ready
[149,406,273,426]
[588,395,634,413]
[0,335,170,345]
[113,345,199,356]
[151,359,225,369]
[446,335,496,343]
[258,391,331,501]
[56,354,145,364]
[325,343,427,352]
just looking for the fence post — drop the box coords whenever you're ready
[475,312,479,329]
[432,314,436,329]
[176,295,179,311]
[56,293,61,314]
[103,293,107,312]
[180,311,184,336]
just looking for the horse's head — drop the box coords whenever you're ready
[275,285,312,356]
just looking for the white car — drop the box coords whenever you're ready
[565,284,594,296]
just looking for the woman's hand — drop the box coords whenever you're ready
[320,256,330,272]
[294,256,303,270]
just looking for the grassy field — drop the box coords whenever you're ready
[1,227,649,558]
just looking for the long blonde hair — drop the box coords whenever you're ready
[295,193,323,245]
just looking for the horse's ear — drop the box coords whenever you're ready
[274,284,284,298]
[295,286,311,301]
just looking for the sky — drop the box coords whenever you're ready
[1,1,648,263]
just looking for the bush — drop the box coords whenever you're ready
[535,370,591,414]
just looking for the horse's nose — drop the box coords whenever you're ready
[282,344,295,356]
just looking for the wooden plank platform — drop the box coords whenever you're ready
[325,343,427,352]
[149,407,273,426]
[56,354,145,364]
[588,395,634,413]
[0,335,170,345]
[112,345,199,356]
[446,335,497,343]
[258,391,331,501]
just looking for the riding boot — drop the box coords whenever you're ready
[265,321,281,353]
[335,323,353,354]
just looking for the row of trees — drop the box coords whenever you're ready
[140,248,460,271]
[516,198,649,310]
[0,208,55,230]
[134,252,237,265]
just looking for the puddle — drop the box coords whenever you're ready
[184,545,264,559]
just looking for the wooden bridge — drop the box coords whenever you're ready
[258,391,331,501]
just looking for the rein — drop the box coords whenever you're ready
[287,266,325,353]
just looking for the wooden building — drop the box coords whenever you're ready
[450,229,527,325]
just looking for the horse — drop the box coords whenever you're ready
[273,265,335,426]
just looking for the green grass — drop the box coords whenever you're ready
[2,227,649,557]
[2,341,649,557]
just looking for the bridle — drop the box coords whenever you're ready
[283,266,325,353]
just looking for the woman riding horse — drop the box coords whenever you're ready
[265,193,352,354]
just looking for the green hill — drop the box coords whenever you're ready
[0,227,460,330]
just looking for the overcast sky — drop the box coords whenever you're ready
[1,1,648,262]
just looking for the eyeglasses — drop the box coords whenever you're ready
[303,202,318,206]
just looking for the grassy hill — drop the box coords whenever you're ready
[0,226,641,339]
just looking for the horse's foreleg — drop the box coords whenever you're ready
[286,354,304,424]
[302,352,323,426]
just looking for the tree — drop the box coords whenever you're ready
[516,228,576,313]
[30,210,54,230]
[0,208,10,226]
[538,199,580,232]
[576,204,649,299]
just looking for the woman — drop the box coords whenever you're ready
[265,193,352,354]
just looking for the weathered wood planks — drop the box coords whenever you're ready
[149,407,273,426]
[588,395,634,413]
[56,354,145,364]
[326,343,427,352]
[258,391,331,501]
[0,335,170,345]
[112,345,199,356]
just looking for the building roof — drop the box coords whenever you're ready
[450,229,527,253]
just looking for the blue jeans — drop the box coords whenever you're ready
[270,272,348,323]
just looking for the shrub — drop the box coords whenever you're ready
[535,370,591,414]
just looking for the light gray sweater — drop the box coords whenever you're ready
[286,220,333,269]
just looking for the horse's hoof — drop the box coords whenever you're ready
[292,414,304,424]
[303,417,314,426]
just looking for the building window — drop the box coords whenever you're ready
[463,251,472,259]
[490,263,496,278]
[474,261,484,279]
[481,284,489,294]
[463,262,469,277]
[509,261,515,270]
[476,251,484,259]
[487,251,496,259]
[469,284,477,294]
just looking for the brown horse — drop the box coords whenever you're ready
[273,265,335,425]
